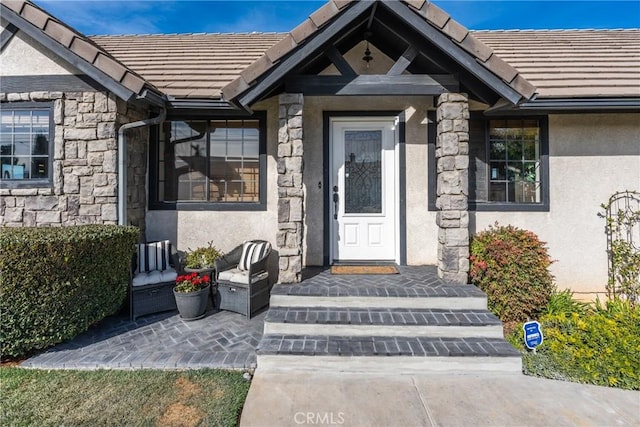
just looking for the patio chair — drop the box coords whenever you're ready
[130,240,180,320]
[215,240,272,319]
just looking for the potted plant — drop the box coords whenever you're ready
[184,242,223,273]
[173,272,211,320]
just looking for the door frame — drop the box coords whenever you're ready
[322,111,407,266]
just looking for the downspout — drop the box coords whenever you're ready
[117,108,166,226]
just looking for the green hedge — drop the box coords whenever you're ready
[508,299,640,390]
[0,225,139,358]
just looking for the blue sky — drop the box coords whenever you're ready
[35,1,640,36]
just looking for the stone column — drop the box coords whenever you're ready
[277,94,304,283]
[435,93,470,284]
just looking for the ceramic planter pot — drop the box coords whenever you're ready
[173,284,210,321]
[183,266,215,275]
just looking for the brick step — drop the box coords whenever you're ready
[257,335,522,374]
[264,307,503,338]
[271,281,485,299]
[270,291,487,310]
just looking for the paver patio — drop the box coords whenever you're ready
[21,266,491,370]
[22,308,265,370]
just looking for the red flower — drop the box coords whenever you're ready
[175,272,210,292]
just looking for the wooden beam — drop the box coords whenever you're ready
[0,22,18,51]
[0,75,103,93]
[238,0,374,107]
[387,45,417,76]
[285,74,459,96]
[373,16,497,104]
[366,1,378,30]
[380,0,523,105]
[326,45,356,76]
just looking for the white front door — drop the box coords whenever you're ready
[330,117,398,262]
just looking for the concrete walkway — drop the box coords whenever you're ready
[241,371,640,427]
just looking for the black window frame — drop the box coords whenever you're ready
[428,112,549,212]
[148,112,267,211]
[0,101,54,189]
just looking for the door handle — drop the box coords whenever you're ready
[333,186,339,220]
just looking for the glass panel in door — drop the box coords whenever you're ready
[344,130,382,214]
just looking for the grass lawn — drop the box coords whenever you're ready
[0,367,251,427]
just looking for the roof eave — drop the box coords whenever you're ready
[383,0,535,104]
[222,0,368,107]
[1,2,158,105]
[222,0,538,109]
[485,97,640,115]
[166,97,249,115]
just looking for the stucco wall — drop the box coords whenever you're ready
[472,113,640,297]
[145,97,280,254]
[143,97,637,297]
[0,30,79,76]
[302,96,437,266]
[145,95,440,268]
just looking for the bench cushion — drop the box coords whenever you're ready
[218,268,268,285]
[132,268,178,287]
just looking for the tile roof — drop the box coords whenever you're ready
[6,0,639,104]
[218,0,536,103]
[1,0,155,99]
[474,30,640,98]
[91,33,285,99]
[91,28,639,102]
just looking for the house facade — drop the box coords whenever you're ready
[1,0,638,298]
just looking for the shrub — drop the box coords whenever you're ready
[510,298,640,390]
[544,288,590,316]
[0,225,139,358]
[469,223,554,323]
[185,242,223,269]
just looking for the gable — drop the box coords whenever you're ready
[319,41,396,76]
[1,0,162,105]
[221,0,536,109]
[1,28,80,76]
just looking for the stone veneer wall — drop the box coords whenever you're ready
[435,93,470,284]
[277,93,304,284]
[0,90,148,232]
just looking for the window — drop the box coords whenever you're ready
[429,114,548,211]
[0,104,52,186]
[151,114,266,209]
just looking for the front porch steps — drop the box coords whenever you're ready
[256,266,522,374]
[263,307,504,338]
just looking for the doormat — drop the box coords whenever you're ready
[331,265,399,275]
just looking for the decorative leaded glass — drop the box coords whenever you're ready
[344,130,382,214]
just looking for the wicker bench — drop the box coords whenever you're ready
[130,241,180,321]
[215,240,271,319]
